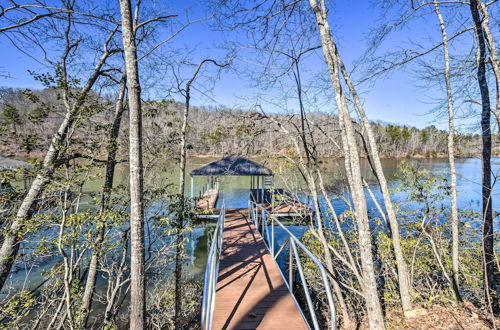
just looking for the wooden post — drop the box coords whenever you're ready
[289,239,293,292]
[250,176,253,202]
[261,176,264,204]
[271,175,274,206]
[190,175,194,199]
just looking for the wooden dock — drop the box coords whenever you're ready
[212,208,307,329]
[196,188,219,211]
[250,188,312,218]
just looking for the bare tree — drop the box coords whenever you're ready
[171,57,227,329]
[119,0,145,327]
[307,1,385,328]
[469,0,499,318]
[476,0,500,127]
[337,44,414,317]
[79,73,127,326]
[432,0,461,302]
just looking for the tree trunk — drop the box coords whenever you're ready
[174,86,190,330]
[308,1,385,328]
[470,0,499,315]
[337,42,413,316]
[103,229,130,326]
[433,0,461,302]
[80,74,127,325]
[119,0,146,328]
[269,114,353,327]
[309,181,353,327]
[172,59,226,327]
[477,0,500,127]
[292,54,353,327]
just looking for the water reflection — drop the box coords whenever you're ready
[4,157,499,295]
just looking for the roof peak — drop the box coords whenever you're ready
[190,156,273,177]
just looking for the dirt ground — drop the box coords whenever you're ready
[359,303,499,330]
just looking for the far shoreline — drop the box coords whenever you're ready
[3,151,499,164]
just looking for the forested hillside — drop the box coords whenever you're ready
[0,88,485,159]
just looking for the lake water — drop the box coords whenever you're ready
[184,157,500,211]
[3,157,499,298]
[145,157,500,279]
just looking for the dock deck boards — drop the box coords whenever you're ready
[212,208,308,330]
[196,188,219,211]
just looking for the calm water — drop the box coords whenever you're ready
[110,157,500,277]
[188,157,500,211]
[4,157,500,295]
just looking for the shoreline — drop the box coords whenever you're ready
[1,151,496,162]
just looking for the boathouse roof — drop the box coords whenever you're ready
[0,156,31,171]
[190,156,273,176]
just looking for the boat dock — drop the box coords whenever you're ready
[195,156,336,329]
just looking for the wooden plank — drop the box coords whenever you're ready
[250,188,312,217]
[196,188,219,210]
[212,208,308,330]
[270,202,311,215]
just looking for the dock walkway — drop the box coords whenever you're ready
[212,208,307,329]
[196,188,219,210]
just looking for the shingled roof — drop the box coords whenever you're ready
[0,156,31,171]
[190,156,273,176]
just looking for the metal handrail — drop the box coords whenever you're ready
[248,200,336,330]
[201,201,226,330]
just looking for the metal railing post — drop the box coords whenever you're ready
[271,216,275,257]
[254,203,256,227]
[263,210,271,250]
[289,237,293,292]
[256,204,259,223]
[319,267,336,328]
[254,202,257,227]
[201,200,226,330]
[290,239,320,329]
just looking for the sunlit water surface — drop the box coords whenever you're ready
[4,157,499,309]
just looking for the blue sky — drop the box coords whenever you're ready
[0,0,483,131]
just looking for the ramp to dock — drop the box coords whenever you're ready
[212,208,307,329]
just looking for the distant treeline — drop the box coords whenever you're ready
[0,87,489,159]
